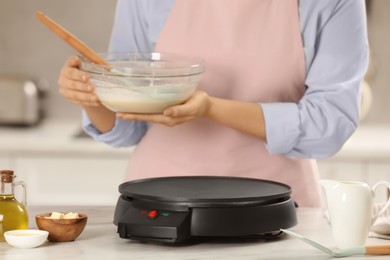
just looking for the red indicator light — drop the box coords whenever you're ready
[147,210,158,218]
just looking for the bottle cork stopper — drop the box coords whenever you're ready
[0,170,14,183]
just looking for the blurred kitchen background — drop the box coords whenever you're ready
[0,0,389,206]
[0,0,117,119]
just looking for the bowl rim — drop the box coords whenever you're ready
[35,212,88,220]
[79,52,205,78]
[4,229,49,237]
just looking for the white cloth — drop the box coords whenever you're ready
[369,202,390,239]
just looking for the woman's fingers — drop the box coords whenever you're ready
[164,102,197,118]
[164,91,210,118]
[59,77,100,106]
[60,87,99,103]
[63,66,90,83]
[66,55,81,67]
[58,55,101,107]
[58,75,92,92]
[116,91,211,126]
[59,55,91,92]
[62,56,90,81]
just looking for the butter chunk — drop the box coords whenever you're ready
[48,211,63,219]
[44,211,80,219]
[64,212,79,219]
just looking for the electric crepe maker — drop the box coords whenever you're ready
[113,176,297,243]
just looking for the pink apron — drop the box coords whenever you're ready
[125,0,322,207]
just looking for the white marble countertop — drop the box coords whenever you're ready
[1,206,389,259]
[0,118,389,160]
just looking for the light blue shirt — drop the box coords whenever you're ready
[83,0,368,158]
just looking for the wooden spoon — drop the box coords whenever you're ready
[35,11,110,66]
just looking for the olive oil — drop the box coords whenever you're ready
[0,170,29,241]
[11,233,38,236]
[0,195,29,241]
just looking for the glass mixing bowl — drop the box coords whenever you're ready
[79,52,204,113]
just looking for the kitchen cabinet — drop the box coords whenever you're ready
[0,119,131,206]
[317,161,367,181]
[14,156,128,206]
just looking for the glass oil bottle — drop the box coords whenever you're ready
[0,170,28,241]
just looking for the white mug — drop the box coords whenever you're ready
[319,180,390,249]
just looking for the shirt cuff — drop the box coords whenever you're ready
[82,110,145,148]
[260,103,301,155]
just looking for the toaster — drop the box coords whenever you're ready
[0,75,46,126]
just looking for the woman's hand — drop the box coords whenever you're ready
[58,55,116,133]
[58,55,100,107]
[116,91,211,126]
[117,90,266,141]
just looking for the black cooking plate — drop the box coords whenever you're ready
[119,176,291,208]
[114,176,297,243]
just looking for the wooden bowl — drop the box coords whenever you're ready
[35,213,88,242]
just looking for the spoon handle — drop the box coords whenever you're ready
[35,11,110,66]
[365,244,390,255]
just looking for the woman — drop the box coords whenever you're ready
[58,0,368,207]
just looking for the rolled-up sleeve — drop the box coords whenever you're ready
[82,111,148,148]
[262,0,369,158]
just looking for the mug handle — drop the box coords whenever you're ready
[372,181,390,223]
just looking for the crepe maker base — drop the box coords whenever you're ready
[113,176,297,243]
